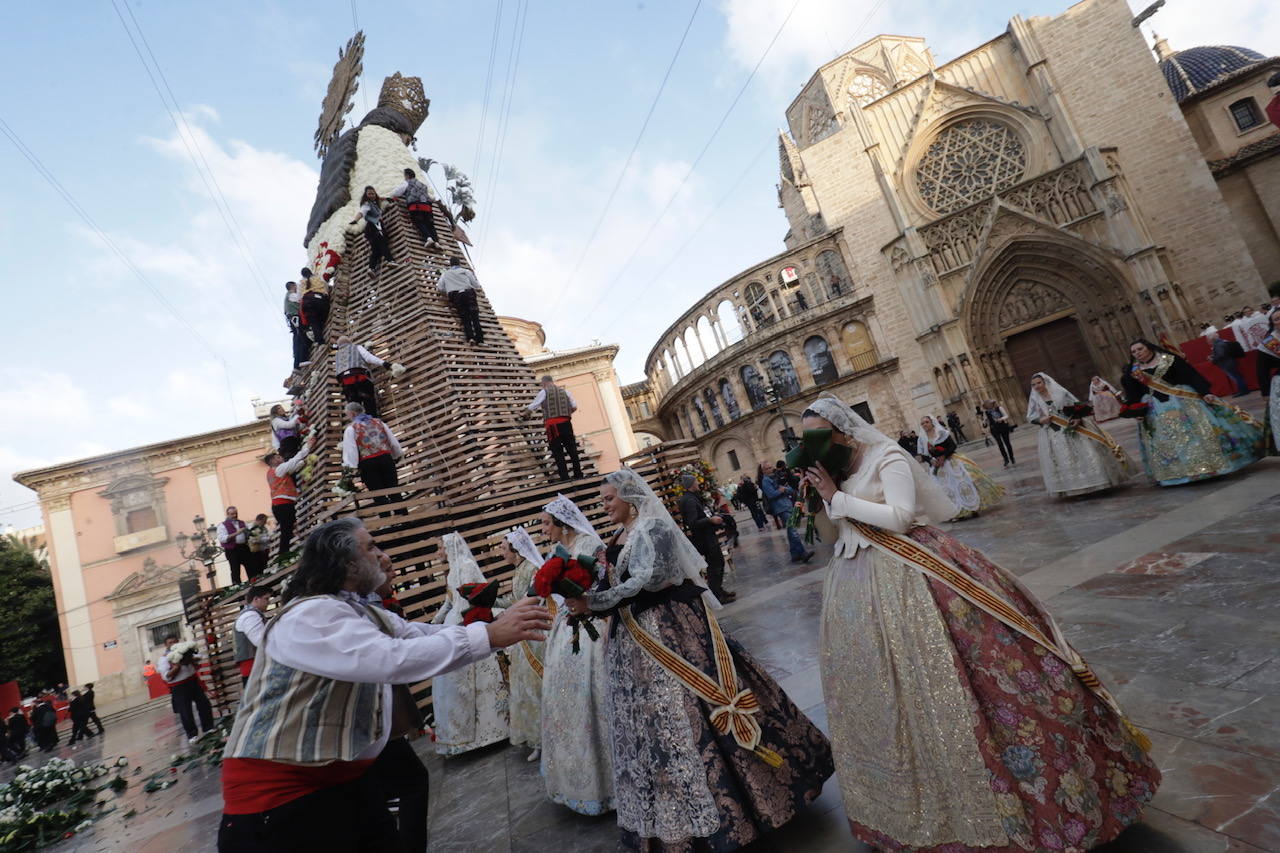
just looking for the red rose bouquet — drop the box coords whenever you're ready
[457,580,500,626]
[534,548,600,652]
[928,444,949,458]
[1118,402,1150,419]
[1062,402,1093,420]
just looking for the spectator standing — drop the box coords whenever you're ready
[759,464,814,563]
[946,411,968,443]
[7,708,29,757]
[737,475,767,531]
[388,168,441,250]
[677,474,735,603]
[31,699,58,752]
[82,683,105,736]
[1208,331,1249,396]
[67,691,94,745]
[436,256,485,345]
[974,406,992,446]
[246,514,272,579]
[217,507,252,587]
[983,400,1017,467]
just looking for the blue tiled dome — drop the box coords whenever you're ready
[1160,45,1266,102]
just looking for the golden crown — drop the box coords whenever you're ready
[378,73,430,135]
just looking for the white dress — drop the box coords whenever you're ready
[430,591,509,756]
[1088,379,1122,422]
[917,428,980,516]
[505,559,543,749]
[1028,387,1129,498]
[540,532,615,814]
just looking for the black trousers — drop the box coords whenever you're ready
[247,550,269,579]
[272,503,297,563]
[992,427,1015,464]
[368,737,430,852]
[447,289,484,343]
[171,680,214,739]
[359,455,401,509]
[291,324,310,369]
[87,711,104,735]
[68,717,94,743]
[950,423,968,442]
[225,544,252,586]
[743,500,766,530]
[702,545,726,598]
[217,774,399,853]
[341,375,380,418]
[363,222,395,271]
[302,294,329,344]
[407,208,439,245]
[546,420,582,480]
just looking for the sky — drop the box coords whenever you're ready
[0,0,1274,528]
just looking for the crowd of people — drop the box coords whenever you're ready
[0,683,105,761]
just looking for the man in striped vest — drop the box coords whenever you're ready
[334,336,403,419]
[232,586,272,684]
[524,375,583,481]
[264,438,311,564]
[217,517,550,852]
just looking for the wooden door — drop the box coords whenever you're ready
[1004,316,1096,401]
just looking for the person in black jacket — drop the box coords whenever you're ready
[67,690,95,744]
[677,474,735,603]
[83,683,105,735]
[7,707,29,757]
[736,476,767,531]
[1121,338,1262,485]
[1207,331,1249,396]
[31,699,58,751]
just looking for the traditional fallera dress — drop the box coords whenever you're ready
[505,557,543,750]
[806,396,1160,853]
[917,425,1003,518]
[431,533,509,756]
[1026,374,1129,498]
[1121,351,1263,486]
[586,470,833,851]
[539,496,614,815]
[1088,377,1123,422]
[1257,331,1280,455]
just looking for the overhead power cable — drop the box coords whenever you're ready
[547,0,704,313]
[476,0,530,259]
[0,115,237,418]
[111,0,276,312]
[575,0,803,327]
[472,0,506,179]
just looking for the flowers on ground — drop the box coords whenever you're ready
[0,757,122,850]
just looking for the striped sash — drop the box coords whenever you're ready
[1133,369,1262,429]
[1045,413,1128,463]
[851,521,1152,752]
[619,600,784,767]
[519,641,544,678]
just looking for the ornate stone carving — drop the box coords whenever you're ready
[807,101,839,145]
[46,494,72,513]
[109,558,196,600]
[889,245,911,272]
[847,72,889,110]
[915,118,1027,215]
[997,281,1073,331]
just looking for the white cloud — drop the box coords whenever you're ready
[1130,0,1280,58]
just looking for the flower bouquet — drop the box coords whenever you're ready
[166,641,198,669]
[333,467,360,498]
[457,581,501,626]
[1062,402,1093,420]
[0,757,114,849]
[785,428,854,544]
[927,444,950,458]
[534,547,600,653]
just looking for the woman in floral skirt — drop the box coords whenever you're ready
[801,394,1159,852]
[566,469,833,851]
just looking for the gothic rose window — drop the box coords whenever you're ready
[914,118,1027,215]
[847,72,888,109]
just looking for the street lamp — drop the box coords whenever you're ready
[176,514,222,590]
[761,367,799,452]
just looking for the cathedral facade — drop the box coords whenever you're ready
[635,0,1274,484]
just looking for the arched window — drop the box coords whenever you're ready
[703,388,725,427]
[697,316,719,359]
[815,250,850,299]
[663,349,678,382]
[768,351,801,398]
[691,397,711,432]
[717,300,743,344]
[683,328,704,369]
[720,379,741,420]
[744,282,775,327]
[842,321,876,371]
[674,338,692,376]
[740,365,767,410]
[803,336,839,385]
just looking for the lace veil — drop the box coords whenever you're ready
[806,394,957,525]
[543,494,597,541]
[1026,372,1077,421]
[443,532,485,592]
[504,525,543,568]
[604,468,719,609]
[915,415,952,456]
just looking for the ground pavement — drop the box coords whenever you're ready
[15,392,1279,851]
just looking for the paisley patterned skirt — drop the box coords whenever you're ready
[1136,387,1262,485]
[821,526,1159,852]
[606,598,834,851]
[1035,422,1129,498]
[540,609,614,814]
[432,655,509,756]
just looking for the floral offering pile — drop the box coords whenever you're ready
[0,756,129,851]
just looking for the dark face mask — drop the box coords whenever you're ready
[785,428,853,478]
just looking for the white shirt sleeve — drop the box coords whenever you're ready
[275,441,311,477]
[388,181,409,198]
[526,389,547,411]
[265,598,491,685]
[235,609,267,648]
[217,523,233,547]
[566,389,577,411]
[155,655,171,679]
[342,425,357,469]
[356,345,385,368]
[825,455,918,534]
[384,422,403,460]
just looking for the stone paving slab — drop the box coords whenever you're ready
[10,398,1277,851]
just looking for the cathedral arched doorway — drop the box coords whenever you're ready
[962,234,1144,404]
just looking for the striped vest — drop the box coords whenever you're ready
[334,343,366,375]
[223,595,393,765]
[233,607,265,663]
[540,386,573,420]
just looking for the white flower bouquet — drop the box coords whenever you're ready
[166,641,198,667]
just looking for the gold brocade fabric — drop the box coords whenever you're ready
[820,550,1009,848]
